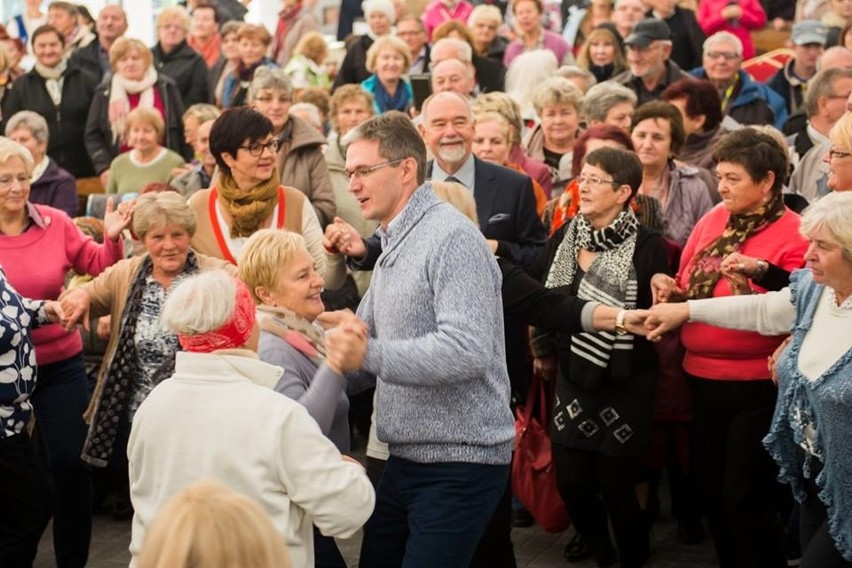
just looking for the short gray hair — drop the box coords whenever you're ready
[0,136,34,174]
[703,31,743,58]
[556,65,597,93]
[582,82,637,123]
[804,68,852,118]
[247,66,294,102]
[132,191,197,241]
[4,111,49,143]
[800,190,852,261]
[343,111,427,185]
[532,76,584,117]
[290,102,323,131]
[432,37,473,64]
[161,270,236,335]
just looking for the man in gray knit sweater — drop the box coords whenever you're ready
[344,111,514,567]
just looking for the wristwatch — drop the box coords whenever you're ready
[614,309,628,336]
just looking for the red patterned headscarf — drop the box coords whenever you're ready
[178,278,257,353]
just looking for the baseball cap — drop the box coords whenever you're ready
[791,20,828,46]
[624,18,671,48]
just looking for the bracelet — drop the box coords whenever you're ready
[614,309,628,336]
[754,259,768,281]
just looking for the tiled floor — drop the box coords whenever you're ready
[36,503,718,567]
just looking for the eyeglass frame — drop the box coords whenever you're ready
[344,158,407,181]
[238,138,280,157]
[704,50,741,61]
[576,174,621,188]
[0,175,31,192]
[828,146,852,160]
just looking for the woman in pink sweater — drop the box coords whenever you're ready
[0,138,130,567]
[651,129,807,568]
[697,0,767,60]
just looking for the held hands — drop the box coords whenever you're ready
[59,288,92,332]
[323,217,366,258]
[721,4,743,20]
[43,301,67,325]
[644,302,691,342]
[720,252,762,295]
[103,197,135,242]
[325,312,369,374]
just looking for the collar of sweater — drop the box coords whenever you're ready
[377,184,442,255]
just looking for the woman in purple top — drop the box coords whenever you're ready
[504,0,570,67]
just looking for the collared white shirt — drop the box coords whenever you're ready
[431,153,476,193]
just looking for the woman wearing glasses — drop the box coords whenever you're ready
[824,112,852,193]
[248,67,336,228]
[530,147,670,568]
[650,129,808,568]
[187,107,344,288]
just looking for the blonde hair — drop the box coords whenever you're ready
[365,35,411,73]
[532,76,584,117]
[157,6,191,33]
[830,111,852,152]
[0,136,34,174]
[800,191,852,261]
[109,37,153,71]
[431,181,478,225]
[294,31,328,64]
[237,23,272,46]
[576,27,626,72]
[183,103,221,126]
[468,4,503,27]
[238,229,310,304]
[132,191,197,241]
[125,107,166,141]
[471,92,524,147]
[473,111,512,141]
[137,480,291,568]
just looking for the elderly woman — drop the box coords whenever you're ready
[472,91,553,197]
[5,110,77,216]
[576,24,627,84]
[58,192,233,515]
[530,147,670,568]
[105,108,186,195]
[85,37,190,188]
[1,24,98,178]
[697,0,766,60]
[187,107,343,290]
[210,20,241,107]
[0,269,63,568]
[181,102,220,148]
[504,0,570,66]
[332,0,395,89]
[126,270,374,568]
[648,128,809,568]
[823,112,852,193]
[662,78,727,174]
[648,191,852,568]
[630,101,714,246]
[283,31,331,93]
[249,67,335,226]
[360,35,412,115]
[524,76,584,183]
[506,49,559,126]
[239,229,372,567]
[473,111,548,214]
[222,23,275,109]
[0,136,130,567]
[151,6,209,108]
[467,4,508,63]
[542,124,665,236]
[582,81,636,132]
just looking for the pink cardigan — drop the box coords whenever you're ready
[422,0,474,41]
[0,204,123,365]
[675,204,806,381]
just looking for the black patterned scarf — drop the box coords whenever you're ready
[546,209,639,387]
[81,252,199,467]
[686,193,785,300]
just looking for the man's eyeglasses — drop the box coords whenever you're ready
[576,175,619,188]
[239,139,280,157]
[705,51,740,61]
[344,158,406,181]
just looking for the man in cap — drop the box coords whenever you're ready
[613,17,690,105]
[768,20,828,116]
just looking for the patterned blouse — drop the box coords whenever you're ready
[128,275,181,419]
[0,268,47,438]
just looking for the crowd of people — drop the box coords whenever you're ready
[1,1,852,568]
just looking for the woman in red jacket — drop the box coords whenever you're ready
[651,129,807,568]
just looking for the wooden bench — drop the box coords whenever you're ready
[76,177,104,218]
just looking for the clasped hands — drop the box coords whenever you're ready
[317,309,370,374]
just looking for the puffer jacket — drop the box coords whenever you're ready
[152,40,211,107]
[276,116,336,227]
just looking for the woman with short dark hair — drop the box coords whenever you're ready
[187,107,343,287]
[662,78,726,173]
